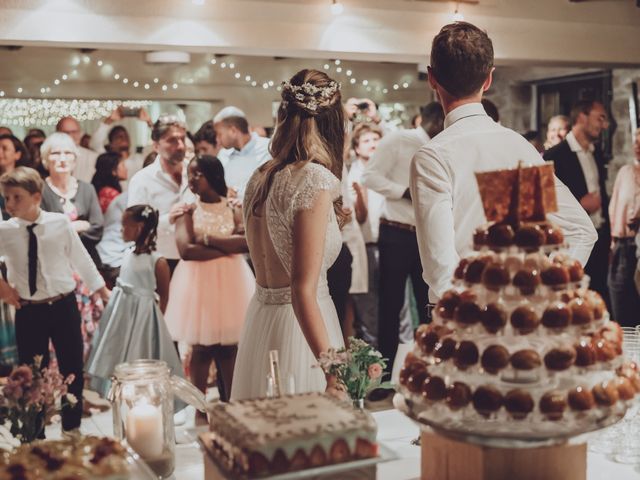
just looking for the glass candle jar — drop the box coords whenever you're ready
[108,360,206,478]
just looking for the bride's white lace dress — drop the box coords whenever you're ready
[230,162,345,400]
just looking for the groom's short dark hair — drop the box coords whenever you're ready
[430,22,494,99]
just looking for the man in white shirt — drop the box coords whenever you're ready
[56,116,98,183]
[362,102,444,370]
[410,22,597,305]
[127,115,191,274]
[213,106,270,199]
[543,100,611,304]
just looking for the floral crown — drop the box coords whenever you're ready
[281,80,340,115]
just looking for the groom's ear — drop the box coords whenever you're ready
[481,67,495,93]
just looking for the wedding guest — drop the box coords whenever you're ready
[544,100,610,305]
[40,133,104,266]
[0,127,12,136]
[0,135,28,219]
[213,107,270,199]
[80,134,92,150]
[0,260,17,377]
[0,135,29,173]
[127,115,191,275]
[362,101,444,372]
[328,165,367,346]
[0,167,109,435]
[87,204,182,397]
[96,193,129,289]
[40,133,105,358]
[411,114,422,129]
[544,114,570,150]
[347,123,384,344]
[607,128,640,327]
[91,152,127,213]
[232,69,346,400]
[56,116,99,184]
[193,120,220,157]
[165,155,253,404]
[410,22,596,305]
[23,132,47,176]
[90,107,152,180]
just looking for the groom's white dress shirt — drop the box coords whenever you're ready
[410,102,597,303]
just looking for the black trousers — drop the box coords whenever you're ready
[327,243,353,328]
[608,238,640,328]
[586,226,611,310]
[378,223,429,371]
[15,293,84,431]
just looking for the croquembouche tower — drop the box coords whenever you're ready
[396,162,639,480]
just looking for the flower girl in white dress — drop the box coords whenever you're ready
[231,69,348,400]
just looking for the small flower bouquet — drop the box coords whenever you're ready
[0,356,76,444]
[318,338,392,405]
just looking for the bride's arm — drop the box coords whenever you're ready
[290,189,333,359]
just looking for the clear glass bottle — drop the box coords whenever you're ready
[108,359,206,478]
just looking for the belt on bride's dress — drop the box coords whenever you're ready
[255,283,331,305]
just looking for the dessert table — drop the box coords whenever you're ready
[48,406,640,479]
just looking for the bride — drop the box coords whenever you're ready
[231,69,347,400]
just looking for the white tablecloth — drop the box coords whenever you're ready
[47,406,640,479]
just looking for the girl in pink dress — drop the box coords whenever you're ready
[164,155,254,403]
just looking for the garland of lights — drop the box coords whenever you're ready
[0,99,151,127]
[0,54,415,125]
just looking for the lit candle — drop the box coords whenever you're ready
[126,403,164,459]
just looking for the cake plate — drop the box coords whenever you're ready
[198,433,398,480]
[393,392,628,449]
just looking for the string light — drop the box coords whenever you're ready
[452,2,464,22]
[322,59,412,95]
[330,0,344,15]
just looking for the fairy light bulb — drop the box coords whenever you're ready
[330,0,344,15]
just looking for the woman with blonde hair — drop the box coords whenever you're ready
[231,69,347,400]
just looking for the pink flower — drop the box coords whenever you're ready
[368,363,382,380]
[9,366,33,387]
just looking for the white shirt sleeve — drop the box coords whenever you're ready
[362,134,406,200]
[410,147,457,301]
[66,219,105,293]
[126,173,147,207]
[547,177,597,267]
[90,122,111,154]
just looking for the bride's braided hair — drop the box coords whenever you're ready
[280,79,341,116]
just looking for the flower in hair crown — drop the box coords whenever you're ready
[281,80,340,113]
[141,206,153,218]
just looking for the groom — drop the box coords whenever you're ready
[410,22,597,304]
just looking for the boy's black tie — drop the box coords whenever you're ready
[27,223,38,296]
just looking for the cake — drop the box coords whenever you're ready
[200,392,378,477]
[0,436,130,479]
[397,162,638,441]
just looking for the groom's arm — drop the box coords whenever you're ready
[410,145,457,302]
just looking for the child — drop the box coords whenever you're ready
[164,155,254,404]
[0,167,109,435]
[86,204,183,397]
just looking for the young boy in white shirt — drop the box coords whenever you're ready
[0,167,110,435]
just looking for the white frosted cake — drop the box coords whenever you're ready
[202,392,378,477]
